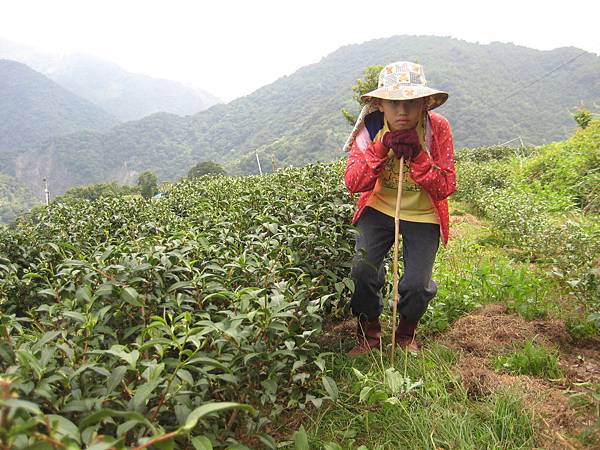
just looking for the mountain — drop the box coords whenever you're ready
[9,35,600,198]
[45,53,221,121]
[0,38,221,121]
[0,59,119,176]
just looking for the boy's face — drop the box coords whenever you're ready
[377,98,425,131]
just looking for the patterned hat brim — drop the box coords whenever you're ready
[361,87,448,110]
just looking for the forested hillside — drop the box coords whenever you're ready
[6,36,600,198]
[0,59,118,151]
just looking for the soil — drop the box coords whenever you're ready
[438,304,571,356]
[439,304,600,449]
[315,316,358,352]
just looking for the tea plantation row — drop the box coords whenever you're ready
[1,164,357,448]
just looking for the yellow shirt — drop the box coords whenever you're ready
[366,119,439,224]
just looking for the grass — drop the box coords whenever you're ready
[494,339,562,379]
[293,344,535,449]
[566,316,600,341]
[423,200,557,331]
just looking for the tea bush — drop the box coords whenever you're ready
[0,163,357,448]
[519,121,600,214]
[455,120,600,306]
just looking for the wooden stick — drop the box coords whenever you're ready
[390,156,405,368]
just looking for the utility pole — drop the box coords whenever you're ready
[43,178,50,206]
[271,155,276,173]
[255,152,263,175]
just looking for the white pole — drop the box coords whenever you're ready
[498,136,522,146]
[43,178,50,206]
[255,153,263,175]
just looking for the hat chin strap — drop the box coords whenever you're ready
[423,110,433,157]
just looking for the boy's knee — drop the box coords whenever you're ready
[399,279,437,298]
[398,278,437,293]
[351,259,379,282]
[397,280,438,322]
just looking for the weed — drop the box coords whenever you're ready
[566,316,599,340]
[494,339,562,379]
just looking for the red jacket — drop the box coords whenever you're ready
[344,111,456,245]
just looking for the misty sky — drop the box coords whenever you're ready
[1,0,599,102]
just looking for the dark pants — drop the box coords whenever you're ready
[350,207,440,323]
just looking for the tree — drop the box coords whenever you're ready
[59,182,138,201]
[574,105,593,129]
[341,65,383,125]
[188,161,226,178]
[137,171,158,199]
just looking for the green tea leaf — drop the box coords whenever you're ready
[323,444,343,450]
[293,425,309,450]
[151,437,175,450]
[359,386,373,403]
[32,330,61,353]
[352,367,365,379]
[191,436,213,450]
[168,281,194,292]
[94,283,114,297]
[16,350,44,380]
[63,311,85,322]
[105,346,139,368]
[106,365,128,393]
[80,408,156,433]
[181,402,256,432]
[177,369,194,386]
[257,434,277,450]
[47,414,81,444]
[131,379,161,412]
[0,398,42,415]
[116,419,139,437]
[76,285,92,302]
[87,441,119,450]
[121,286,142,307]
[322,376,338,402]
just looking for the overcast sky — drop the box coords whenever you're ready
[1,0,599,102]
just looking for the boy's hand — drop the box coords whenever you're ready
[382,129,422,160]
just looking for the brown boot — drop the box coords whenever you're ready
[348,316,382,357]
[395,316,419,353]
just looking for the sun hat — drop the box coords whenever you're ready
[361,61,448,109]
[343,61,448,152]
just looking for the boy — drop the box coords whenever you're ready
[344,61,456,356]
